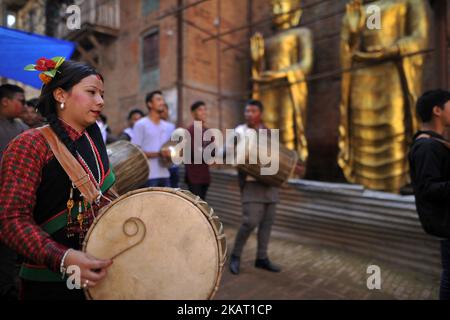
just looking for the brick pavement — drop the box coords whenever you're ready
[214,225,440,300]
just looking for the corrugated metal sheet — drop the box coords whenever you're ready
[179,167,441,276]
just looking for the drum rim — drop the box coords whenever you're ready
[82,187,227,300]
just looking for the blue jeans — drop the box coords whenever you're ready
[440,240,450,300]
[145,178,170,187]
[169,167,179,188]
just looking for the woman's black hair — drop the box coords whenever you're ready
[36,60,103,155]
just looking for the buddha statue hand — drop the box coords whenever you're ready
[254,70,286,82]
[251,32,265,76]
[353,44,400,62]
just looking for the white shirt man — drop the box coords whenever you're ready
[131,91,175,187]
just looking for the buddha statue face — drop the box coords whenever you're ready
[272,0,302,30]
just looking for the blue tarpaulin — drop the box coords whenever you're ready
[0,26,75,88]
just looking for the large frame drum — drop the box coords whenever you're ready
[82,188,227,300]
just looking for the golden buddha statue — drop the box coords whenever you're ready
[338,0,430,193]
[250,0,313,164]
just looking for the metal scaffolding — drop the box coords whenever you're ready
[182,0,439,102]
[157,0,212,20]
[54,0,449,102]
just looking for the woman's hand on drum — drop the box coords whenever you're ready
[64,250,113,288]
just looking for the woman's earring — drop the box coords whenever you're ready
[60,102,65,110]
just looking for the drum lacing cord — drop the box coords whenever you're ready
[193,195,221,224]
[101,192,114,204]
[179,189,228,265]
[88,192,114,222]
[195,197,228,264]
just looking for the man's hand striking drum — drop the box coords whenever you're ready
[63,249,113,288]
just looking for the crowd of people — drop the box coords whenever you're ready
[0,66,285,301]
[1,58,450,300]
[0,83,216,197]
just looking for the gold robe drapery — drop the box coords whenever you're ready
[338,0,430,193]
[251,1,313,164]
[252,29,312,163]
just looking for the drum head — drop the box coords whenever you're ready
[83,188,225,300]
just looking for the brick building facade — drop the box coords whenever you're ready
[1,0,448,182]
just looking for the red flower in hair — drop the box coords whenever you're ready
[24,56,66,85]
[35,57,56,71]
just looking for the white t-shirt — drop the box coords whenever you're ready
[96,120,107,143]
[123,127,134,141]
[131,117,175,179]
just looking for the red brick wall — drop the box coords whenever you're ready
[98,0,440,182]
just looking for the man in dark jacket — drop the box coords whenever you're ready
[409,89,450,300]
[0,84,27,300]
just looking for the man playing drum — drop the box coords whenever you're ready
[229,99,281,275]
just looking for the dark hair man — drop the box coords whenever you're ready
[409,89,450,300]
[185,101,211,199]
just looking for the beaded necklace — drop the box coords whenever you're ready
[69,132,102,243]
[76,132,101,186]
[58,119,105,242]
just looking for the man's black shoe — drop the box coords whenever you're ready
[229,255,240,275]
[255,258,281,272]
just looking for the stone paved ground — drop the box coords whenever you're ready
[214,225,440,300]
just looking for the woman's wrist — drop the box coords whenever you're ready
[60,248,73,278]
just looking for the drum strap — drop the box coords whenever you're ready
[19,127,109,283]
[38,126,101,204]
[416,133,450,150]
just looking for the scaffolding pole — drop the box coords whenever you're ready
[219,47,436,101]
[221,5,347,53]
[182,18,247,56]
[157,0,212,20]
[202,0,336,43]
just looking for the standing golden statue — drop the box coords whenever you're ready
[338,0,430,193]
[251,0,313,164]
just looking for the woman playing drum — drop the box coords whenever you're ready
[0,58,114,300]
